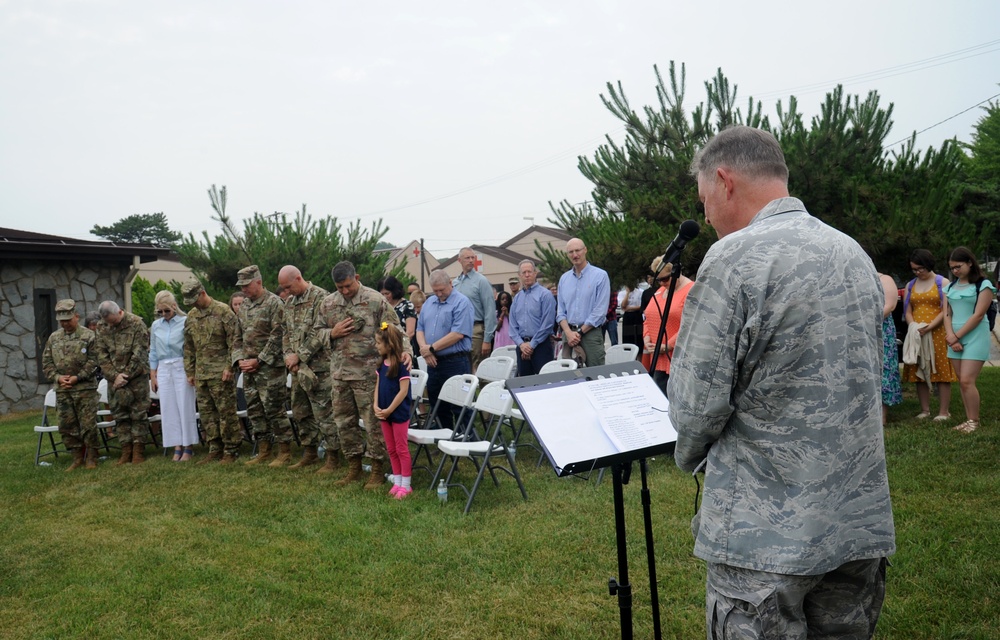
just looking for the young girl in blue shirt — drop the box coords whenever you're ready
[374,322,413,498]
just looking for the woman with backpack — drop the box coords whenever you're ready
[944,247,996,434]
[903,249,957,420]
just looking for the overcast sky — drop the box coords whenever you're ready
[2,1,998,258]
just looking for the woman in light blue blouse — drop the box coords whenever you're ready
[944,247,996,434]
[150,290,199,460]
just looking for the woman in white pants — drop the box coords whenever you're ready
[150,290,199,460]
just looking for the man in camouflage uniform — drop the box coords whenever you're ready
[278,265,341,471]
[95,300,152,465]
[183,281,242,464]
[668,126,895,639]
[233,265,294,466]
[41,299,100,471]
[315,261,410,489]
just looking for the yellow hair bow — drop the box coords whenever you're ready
[380,322,388,331]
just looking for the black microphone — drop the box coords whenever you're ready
[654,220,700,276]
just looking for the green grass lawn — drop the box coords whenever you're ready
[2,370,999,639]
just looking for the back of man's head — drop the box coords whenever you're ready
[690,125,788,184]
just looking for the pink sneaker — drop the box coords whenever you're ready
[393,487,413,500]
[388,485,402,497]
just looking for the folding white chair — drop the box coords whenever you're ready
[605,343,640,364]
[417,356,429,372]
[95,378,118,454]
[408,369,429,426]
[490,345,518,360]
[285,372,301,446]
[407,374,479,479]
[236,372,257,455]
[146,379,163,450]
[538,358,579,374]
[475,355,515,384]
[432,381,528,514]
[34,389,65,465]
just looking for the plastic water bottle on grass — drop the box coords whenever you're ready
[508,440,517,459]
[437,479,448,504]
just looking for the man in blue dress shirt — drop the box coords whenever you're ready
[508,259,556,376]
[452,247,497,372]
[417,270,475,429]
[556,238,611,366]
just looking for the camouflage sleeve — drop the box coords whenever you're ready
[299,294,330,363]
[223,306,239,371]
[668,252,747,472]
[183,319,196,378]
[82,331,99,381]
[281,299,293,360]
[232,308,246,364]
[94,330,118,381]
[42,335,57,383]
[127,320,151,379]
[258,298,285,367]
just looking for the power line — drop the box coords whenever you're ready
[354,39,998,223]
[886,92,1000,148]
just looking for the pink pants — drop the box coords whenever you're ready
[380,420,412,477]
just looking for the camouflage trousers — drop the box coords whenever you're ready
[705,558,887,640]
[332,377,385,461]
[195,376,241,455]
[290,369,336,450]
[56,388,99,451]
[108,376,151,445]
[244,364,293,443]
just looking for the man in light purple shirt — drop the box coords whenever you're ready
[556,238,611,366]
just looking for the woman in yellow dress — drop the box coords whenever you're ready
[902,249,957,419]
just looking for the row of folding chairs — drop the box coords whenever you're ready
[491,342,641,365]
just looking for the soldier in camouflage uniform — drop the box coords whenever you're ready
[668,126,895,639]
[278,265,341,471]
[315,261,410,489]
[95,300,152,465]
[182,281,242,463]
[233,265,294,466]
[41,299,101,471]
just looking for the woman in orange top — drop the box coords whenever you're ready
[643,259,694,396]
[902,249,956,420]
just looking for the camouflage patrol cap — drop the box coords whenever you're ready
[182,281,205,305]
[236,265,262,286]
[55,299,78,320]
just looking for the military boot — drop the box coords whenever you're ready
[335,455,364,486]
[115,444,133,466]
[363,459,386,491]
[289,445,319,469]
[315,449,343,475]
[132,442,146,465]
[245,440,273,465]
[66,448,85,472]
[219,451,238,465]
[268,442,292,467]
[198,449,223,465]
[84,445,99,470]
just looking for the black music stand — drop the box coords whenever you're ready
[507,362,676,640]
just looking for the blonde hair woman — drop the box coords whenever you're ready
[150,290,199,460]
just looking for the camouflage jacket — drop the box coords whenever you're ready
[95,312,150,382]
[667,197,895,575]
[282,283,331,372]
[314,284,411,380]
[233,290,285,368]
[41,326,99,391]
[184,299,239,381]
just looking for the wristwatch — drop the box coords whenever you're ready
[429,345,436,356]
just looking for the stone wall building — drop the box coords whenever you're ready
[0,228,169,415]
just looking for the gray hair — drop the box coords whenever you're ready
[517,259,537,271]
[331,261,356,284]
[97,300,121,318]
[690,125,788,184]
[429,269,451,286]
